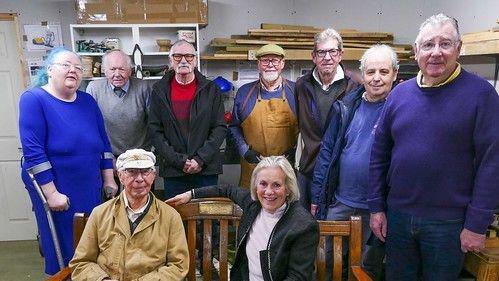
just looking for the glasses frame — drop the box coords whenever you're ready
[258,57,283,67]
[171,53,196,63]
[313,48,342,60]
[418,39,459,52]
[52,62,85,73]
[124,168,154,178]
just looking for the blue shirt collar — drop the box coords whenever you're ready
[108,80,130,93]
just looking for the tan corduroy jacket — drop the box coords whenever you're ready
[69,193,189,281]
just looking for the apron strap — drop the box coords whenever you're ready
[240,81,259,114]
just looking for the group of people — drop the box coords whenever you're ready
[18,12,498,281]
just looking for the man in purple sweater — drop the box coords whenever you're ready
[368,14,499,280]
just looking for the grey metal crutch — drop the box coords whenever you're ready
[27,166,65,270]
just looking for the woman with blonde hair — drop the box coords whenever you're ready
[167,156,319,281]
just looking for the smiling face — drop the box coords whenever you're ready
[312,38,343,78]
[415,22,461,85]
[362,52,397,101]
[255,166,288,213]
[47,52,83,92]
[104,51,132,88]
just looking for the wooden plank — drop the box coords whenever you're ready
[461,40,499,55]
[235,39,314,46]
[462,31,499,43]
[226,45,258,52]
[258,36,314,42]
[249,28,318,36]
[340,31,393,38]
[261,23,321,31]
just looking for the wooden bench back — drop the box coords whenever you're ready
[72,212,89,251]
[316,216,363,281]
[173,198,243,281]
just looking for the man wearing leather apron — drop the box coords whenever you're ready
[229,44,298,188]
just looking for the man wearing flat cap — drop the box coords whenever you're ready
[229,43,298,188]
[70,148,189,280]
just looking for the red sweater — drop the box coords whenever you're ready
[171,77,197,140]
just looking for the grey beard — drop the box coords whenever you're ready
[262,71,279,83]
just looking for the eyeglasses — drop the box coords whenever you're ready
[314,48,341,59]
[419,40,458,51]
[107,67,129,73]
[53,62,85,74]
[259,58,282,66]
[171,53,196,62]
[124,168,154,178]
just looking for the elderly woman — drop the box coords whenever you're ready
[168,156,319,280]
[19,47,118,275]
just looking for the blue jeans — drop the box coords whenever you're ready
[386,209,465,281]
[326,200,385,280]
[164,174,218,199]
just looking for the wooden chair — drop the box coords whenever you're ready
[47,212,88,281]
[173,197,243,281]
[316,216,373,281]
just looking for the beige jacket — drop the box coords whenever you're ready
[69,193,189,281]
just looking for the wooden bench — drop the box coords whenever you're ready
[316,217,373,281]
[173,197,243,281]
[464,237,499,281]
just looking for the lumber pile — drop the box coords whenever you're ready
[201,23,413,61]
[461,24,499,56]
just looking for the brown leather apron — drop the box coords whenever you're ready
[239,80,298,188]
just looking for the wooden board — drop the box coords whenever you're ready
[261,23,320,31]
[462,30,499,43]
[235,39,314,46]
[340,31,393,38]
[461,40,499,55]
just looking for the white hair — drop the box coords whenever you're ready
[314,28,343,50]
[169,39,197,59]
[359,44,399,74]
[102,49,133,70]
[415,13,460,46]
[249,156,300,203]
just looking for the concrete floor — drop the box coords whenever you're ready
[0,240,45,281]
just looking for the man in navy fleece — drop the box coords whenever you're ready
[311,44,398,280]
[368,14,499,281]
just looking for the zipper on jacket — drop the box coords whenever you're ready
[264,202,291,281]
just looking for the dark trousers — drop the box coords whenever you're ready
[385,208,465,281]
[297,171,312,210]
[163,174,218,199]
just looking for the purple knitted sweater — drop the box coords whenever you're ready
[368,69,499,234]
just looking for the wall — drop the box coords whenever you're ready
[0,0,76,62]
[199,0,499,89]
[1,0,497,87]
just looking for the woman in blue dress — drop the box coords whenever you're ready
[19,47,118,275]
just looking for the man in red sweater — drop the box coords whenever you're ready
[148,40,226,199]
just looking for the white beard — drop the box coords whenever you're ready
[262,71,279,83]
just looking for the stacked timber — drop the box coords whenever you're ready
[202,23,413,61]
[461,26,499,56]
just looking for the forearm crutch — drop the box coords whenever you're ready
[27,167,65,270]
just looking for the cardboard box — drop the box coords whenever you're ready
[75,0,208,25]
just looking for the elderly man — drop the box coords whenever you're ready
[311,44,398,280]
[229,44,298,188]
[69,149,189,280]
[295,28,360,209]
[86,49,151,157]
[148,40,226,199]
[368,14,499,280]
